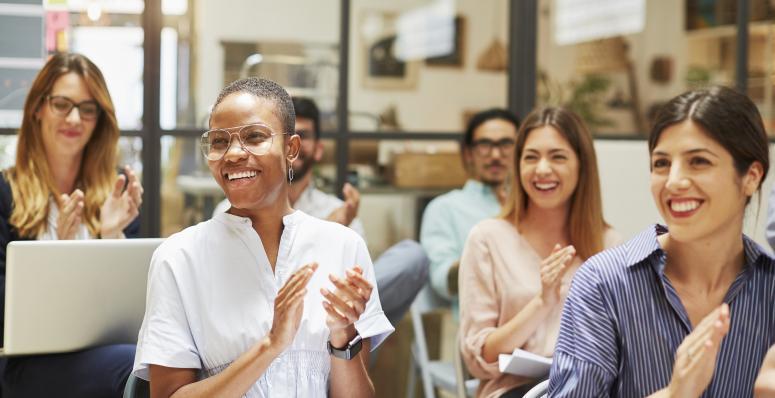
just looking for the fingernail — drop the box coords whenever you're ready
[320,288,328,295]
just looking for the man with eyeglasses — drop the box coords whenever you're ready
[214,97,429,328]
[420,108,520,315]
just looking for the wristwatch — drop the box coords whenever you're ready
[327,333,363,360]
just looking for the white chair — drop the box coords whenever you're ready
[522,379,549,398]
[406,285,478,398]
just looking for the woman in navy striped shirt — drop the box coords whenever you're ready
[548,86,775,397]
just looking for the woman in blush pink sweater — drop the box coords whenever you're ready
[458,107,620,398]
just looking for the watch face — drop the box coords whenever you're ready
[328,334,363,360]
[349,335,363,358]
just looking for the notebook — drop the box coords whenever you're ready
[498,348,553,378]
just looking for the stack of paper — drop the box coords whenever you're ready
[498,349,552,378]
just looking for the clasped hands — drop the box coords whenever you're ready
[269,263,372,351]
[56,165,143,240]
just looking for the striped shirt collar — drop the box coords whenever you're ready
[625,223,770,272]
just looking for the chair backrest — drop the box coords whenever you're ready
[410,285,449,366]
[123,374,150,398]
[411,285,460,398]
[412,283,450,314]
[452,329,470,398]
[522,379,549,398]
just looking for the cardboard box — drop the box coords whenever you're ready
[391,152,468,188]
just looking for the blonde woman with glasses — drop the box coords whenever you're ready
[0,53,143,397]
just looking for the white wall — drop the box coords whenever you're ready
[595,140,659,240]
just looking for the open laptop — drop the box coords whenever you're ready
[1,238,164,356]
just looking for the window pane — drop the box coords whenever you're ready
[72,25,144,130]
[161,0,341,131]
[0,2,44,128]
[0,1,144,129]
[160,135,213,237]
[118,136,143,176]
[349,0,509,132]
[537,0,740,136]
[0,135,18,169]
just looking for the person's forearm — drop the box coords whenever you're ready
[330,339,374,398]
[481,295,553,362]
[169,336,282,398]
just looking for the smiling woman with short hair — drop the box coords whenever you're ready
[132,77,393,398]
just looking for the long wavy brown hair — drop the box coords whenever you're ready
[5,53,119,238]
[500,107,608,260]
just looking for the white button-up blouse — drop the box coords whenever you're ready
[133,210,394,397]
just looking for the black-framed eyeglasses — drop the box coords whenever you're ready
[472,138,516,156]
[200,123,285,161]
[46,95,102,121]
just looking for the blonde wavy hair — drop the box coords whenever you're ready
[5,53,119,238]
[500,107,608,260]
